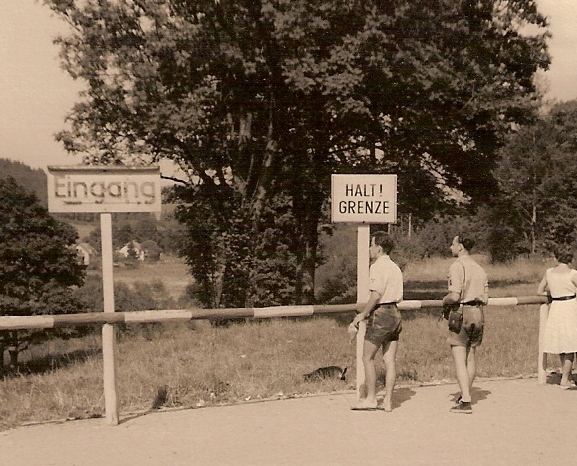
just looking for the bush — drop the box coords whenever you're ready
[73,276,177,338]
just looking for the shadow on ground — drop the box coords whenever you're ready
[390,387,416,410]
[546,371,577,389]
[448,386,492,405]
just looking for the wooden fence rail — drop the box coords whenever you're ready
[0,296,548,331]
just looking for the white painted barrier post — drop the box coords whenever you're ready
[356,225,370,400]
[538,303,549,384]
[101,212,119,425]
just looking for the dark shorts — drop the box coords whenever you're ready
[447,305,484,347]
[365,305,402,347]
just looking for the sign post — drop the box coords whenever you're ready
[48,166,161,425]
[331,174,397,400]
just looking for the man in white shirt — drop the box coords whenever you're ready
[350,231,403,412]
[442,234,489,414]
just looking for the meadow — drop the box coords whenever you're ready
[0,254,561,431]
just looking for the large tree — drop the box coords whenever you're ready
[494,100,577,257]
[0,178,86,371]
[45,0,549,305]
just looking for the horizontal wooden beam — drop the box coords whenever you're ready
[0,296,548,331]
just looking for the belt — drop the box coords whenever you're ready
[551,295,576,301]
[461,300,483,306]
[377,302,398,307]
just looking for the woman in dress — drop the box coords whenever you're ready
[537,248,577,388]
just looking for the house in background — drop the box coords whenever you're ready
[117,241,145,261]
[75,242,97,266]
[117,240,161,262]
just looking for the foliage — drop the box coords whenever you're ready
[73,275,176,337]
[411,212,491,257]
[0,177,86,371]
[45,0,550,304]
[493,100,577,257]
[0,158,48,207]
[175,184,304,308]
[141,239,161,261]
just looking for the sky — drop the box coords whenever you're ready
[1,0,577,174]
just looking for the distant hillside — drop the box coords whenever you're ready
[0,159,47,206]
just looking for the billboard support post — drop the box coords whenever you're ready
[101,212,119,425]
[47,166,161,425]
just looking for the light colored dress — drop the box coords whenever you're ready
[543,268,577,354]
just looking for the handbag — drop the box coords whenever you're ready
[448,309,463,333]
[442,303,459,320]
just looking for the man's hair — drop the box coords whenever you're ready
[554,247,573,265]
[457,234,475,252]
[372,231,395,254]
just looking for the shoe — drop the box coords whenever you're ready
[450,400,472,414]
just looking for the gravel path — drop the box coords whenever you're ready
[1,377,574,466]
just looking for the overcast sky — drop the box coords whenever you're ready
[1,0,576,173]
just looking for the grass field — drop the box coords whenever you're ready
[109,256,191,302]
[0,254,563,431]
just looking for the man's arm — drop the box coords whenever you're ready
[351,290,381,328]
[443,262,463,305]
[443,291,461,306]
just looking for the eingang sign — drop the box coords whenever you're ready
[331,174,397,223]
[47,166,161,213]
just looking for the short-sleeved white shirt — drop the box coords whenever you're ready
[369,254,403,304]
[448,256,488,303]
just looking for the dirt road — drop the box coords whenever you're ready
[1,377,574,465]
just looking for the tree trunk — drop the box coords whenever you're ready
[291,152,325,305]
[531,182,537,254]
[0,339,5,377]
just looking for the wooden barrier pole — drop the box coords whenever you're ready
[538,303,549,384]
[0,297,549,330]
[356,225,370,400]
[101,213,119,425]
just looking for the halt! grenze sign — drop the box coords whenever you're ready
[47,166,161,213]
[331,174,397,223]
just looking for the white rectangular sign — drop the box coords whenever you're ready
[331,174,397,223]
[47,166,162,213]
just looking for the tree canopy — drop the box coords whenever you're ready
[0,177,86,370]
[45,0,550,304]
[494,100,577,257]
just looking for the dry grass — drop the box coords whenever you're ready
[0,255,562,431]
[110,257,190,302]
[403,254,552,286]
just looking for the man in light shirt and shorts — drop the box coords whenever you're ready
[442,234,489,414]
[350,231,403,412]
